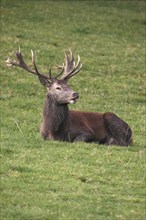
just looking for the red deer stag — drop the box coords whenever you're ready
[6,48,132,146]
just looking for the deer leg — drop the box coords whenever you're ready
[73,132,94,143]
[103,112,132,146]
[40,122,55,140]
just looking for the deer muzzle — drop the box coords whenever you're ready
[70,92,79,104]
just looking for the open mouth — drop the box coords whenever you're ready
[69,93,79,104]
[69,99,77,104]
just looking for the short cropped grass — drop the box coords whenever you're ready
[0,1,145,220]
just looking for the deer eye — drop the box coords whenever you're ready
[56,87,61,91]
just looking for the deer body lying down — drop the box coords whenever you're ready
[6,49,132,146]
[40,79,132,146]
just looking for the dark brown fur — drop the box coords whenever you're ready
[40,83,132,146]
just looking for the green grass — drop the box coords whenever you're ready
[1,0,145,219]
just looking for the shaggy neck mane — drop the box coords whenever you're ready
[43,94,69,134]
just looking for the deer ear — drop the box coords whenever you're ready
[38,75,51,87]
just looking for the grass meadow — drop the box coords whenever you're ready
[0,0,145,219]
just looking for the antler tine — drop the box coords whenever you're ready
[69,48,75,64]
[5,57,17,67]
[48,66,52,78]
[61,50,82,80]
[73,55,81,72]
[31,49,41,75]
[54,63,64,79]
[65,49,75,68]
[31,50,52,80]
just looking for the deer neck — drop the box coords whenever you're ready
[43,94,69,134]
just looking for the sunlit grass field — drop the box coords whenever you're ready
[1,1,145,219]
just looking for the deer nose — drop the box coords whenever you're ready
[72,92,79,99]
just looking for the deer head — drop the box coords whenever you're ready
[6,48,82,105]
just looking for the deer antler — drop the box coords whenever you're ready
[5,48,64,86]
[6,48,81,84]
[56,49,82,81]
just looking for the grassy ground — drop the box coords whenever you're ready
[1,0,145,219]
